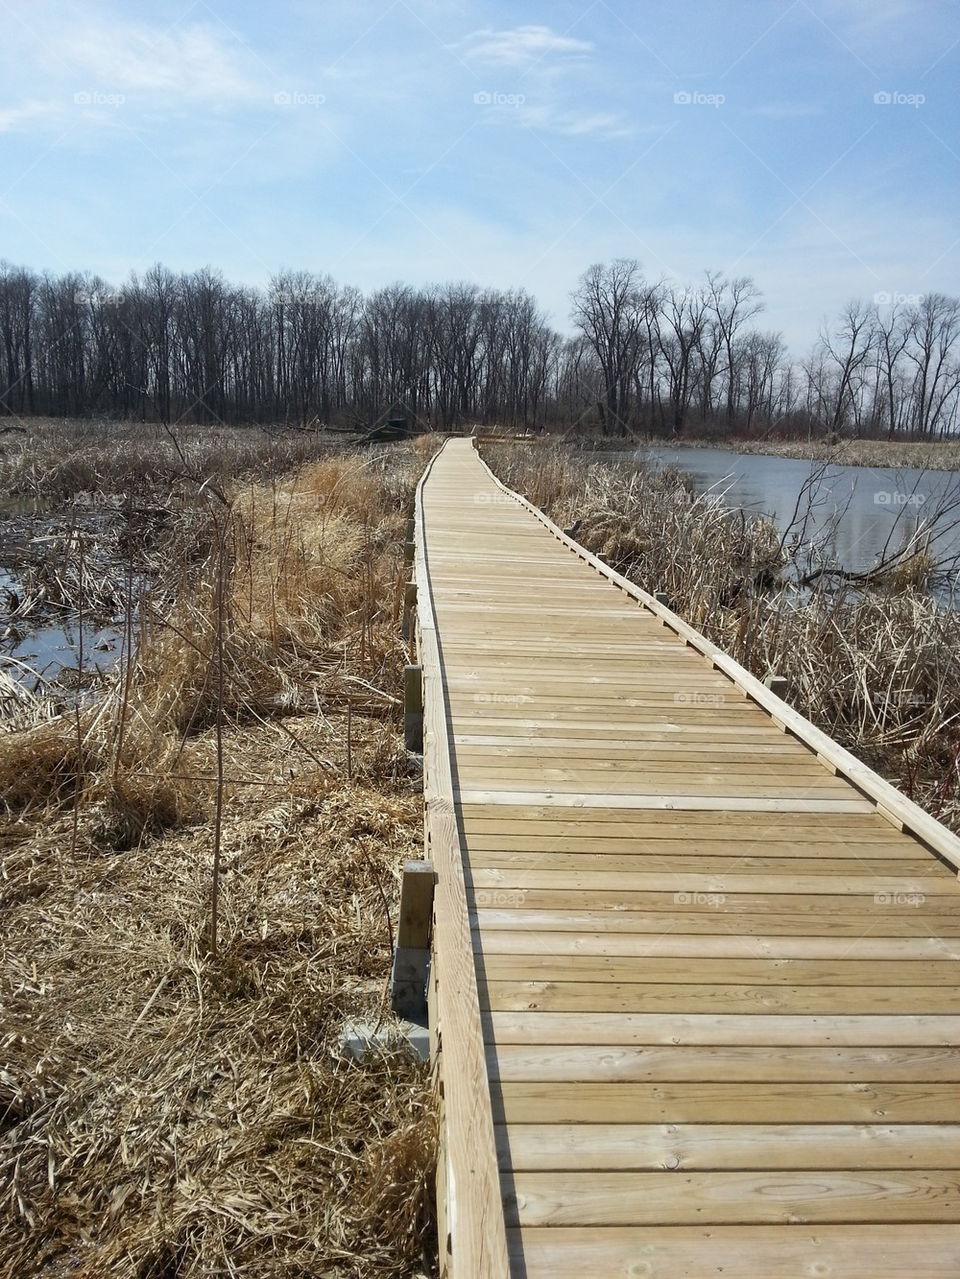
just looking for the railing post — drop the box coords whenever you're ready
[401,581,417,640]
[390,859,435,1021]
[404,663,423,752]
[403,515,416,569]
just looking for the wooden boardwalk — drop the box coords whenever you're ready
[412,437,960,1278]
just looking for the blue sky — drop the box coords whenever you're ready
[1,0,957,349]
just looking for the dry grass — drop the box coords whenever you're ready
[0,434,440,1278]
[0,418,348,500]
[486,442,960,830]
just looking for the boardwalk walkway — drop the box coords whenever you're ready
[413,437,960,1278]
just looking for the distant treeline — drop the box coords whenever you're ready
[0,258,957,438]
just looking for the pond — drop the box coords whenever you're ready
[637,445,960,590]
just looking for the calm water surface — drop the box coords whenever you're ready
[639,445,960,586]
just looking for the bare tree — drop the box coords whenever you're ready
[817,300,876,435]
[571,259,646,435]
[903,294,960,438]
[704,272,764,422]
[654,286,709,434]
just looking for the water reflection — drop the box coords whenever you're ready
[638,445,960,589]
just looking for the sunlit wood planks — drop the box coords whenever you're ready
[418,438,960,1278]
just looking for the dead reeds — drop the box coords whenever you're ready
[0,432,438,1277]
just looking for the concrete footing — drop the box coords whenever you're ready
[340,1016,430,1063]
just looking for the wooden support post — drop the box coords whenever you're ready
[655,591,670,607]
[765,673,789,700]
[403,516,417,569]
[401,581,417,639]
[390,859,435,1022]
[404,664,423,752]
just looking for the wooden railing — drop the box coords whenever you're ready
[413,442,511,1278]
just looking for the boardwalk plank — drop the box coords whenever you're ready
[487,1044,960,1082]
[496,1124,960,1170]
[494,1081,960,1123]
[506,1170,960,1225]
[481,979,960,1015]
[509,1225,960,1277]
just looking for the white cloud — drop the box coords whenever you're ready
[550,110,634,139]
[55,20,260,102]
[0,99,60,133]
[459,25,593,68]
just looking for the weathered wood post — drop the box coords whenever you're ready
[404,663,423,752]
[401,581,417,640]
[403,515,416,569]
[390,859,435,1021]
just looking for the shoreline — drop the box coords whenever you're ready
[635,436,960,472]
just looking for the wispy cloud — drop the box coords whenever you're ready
[6,4,266,111]
[521,106,637,139]
[458,24,593,68]
[51,19,260,103]
[0,99,60,134]
[751,101,824,118]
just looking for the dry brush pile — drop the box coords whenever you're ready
[1,434,439,1277]
[486,442,960,830]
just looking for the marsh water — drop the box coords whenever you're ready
[0,500,127,703]
[638,445,960,588]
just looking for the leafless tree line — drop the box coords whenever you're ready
[1,257,957,438]
[568,260,960,439]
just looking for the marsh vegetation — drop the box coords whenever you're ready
[1,420,438,1278]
